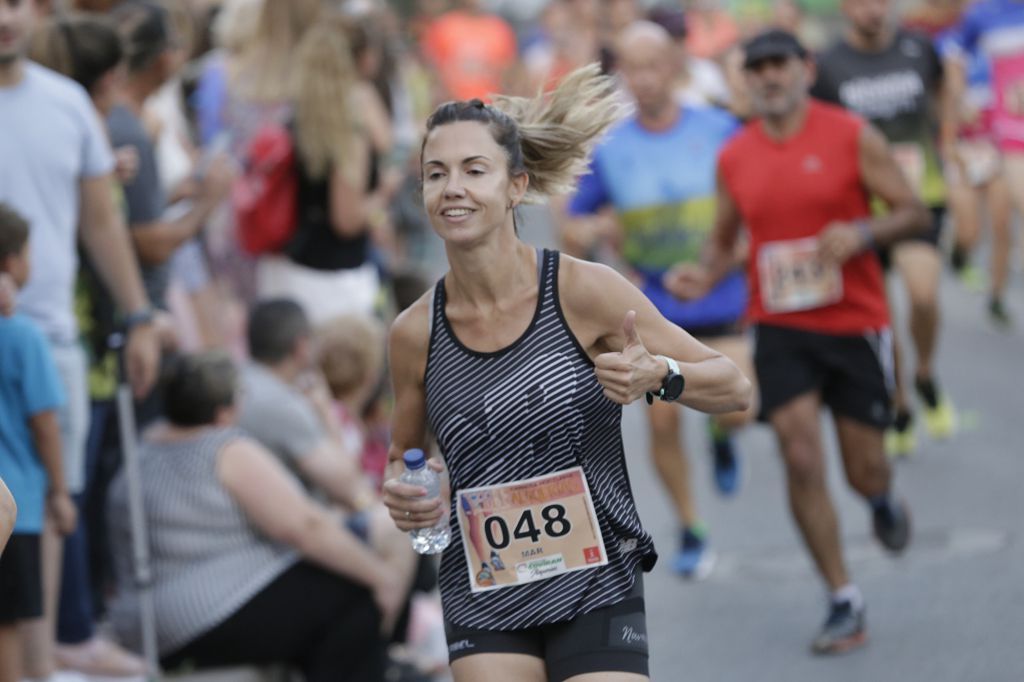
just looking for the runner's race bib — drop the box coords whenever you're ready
[992,53,1024,147]
[759,237,843,313]
[959,140,1001,188]
[456,467,608,594]
[891,143,926,196]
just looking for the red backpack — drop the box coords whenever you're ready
[233,123,298,255]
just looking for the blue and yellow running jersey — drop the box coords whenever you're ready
[569,105,746,330]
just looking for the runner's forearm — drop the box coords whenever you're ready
[857,125,931,246]
[859,203,930,248]
[701,238,739,290]
[675,355,752,414]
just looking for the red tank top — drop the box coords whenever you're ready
[719,101,889,334]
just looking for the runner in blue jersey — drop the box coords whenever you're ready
[940,0,1024,327]
[938,27,1014,327]
[565,22,757,579]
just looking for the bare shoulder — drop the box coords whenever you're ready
[390,289,433,354]
[559,254,633,319]
[389,288,434,384]
[219,434,267,465]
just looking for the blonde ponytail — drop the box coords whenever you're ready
[491,63,630,201]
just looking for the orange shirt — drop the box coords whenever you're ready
[685,11,740,60]
[422,10,517,101]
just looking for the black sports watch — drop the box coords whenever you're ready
[645,355,685,405]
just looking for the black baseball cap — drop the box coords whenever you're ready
[742,29,808,69]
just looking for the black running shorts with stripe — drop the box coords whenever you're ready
[754,323,894,429]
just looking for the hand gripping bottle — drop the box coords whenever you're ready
[400,449,451,554]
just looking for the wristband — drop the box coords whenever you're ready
[122,307,156,331]
[856,220,875,251]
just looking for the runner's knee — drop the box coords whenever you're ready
[846,455,891,498]
[778,436,825,487]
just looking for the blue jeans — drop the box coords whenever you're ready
[57,401,112,644]
[57,492,93,643]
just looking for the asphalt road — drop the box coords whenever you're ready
[418,206,1024,681]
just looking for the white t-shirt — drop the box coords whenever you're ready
[0,62,115,343]
[676,57,731,109]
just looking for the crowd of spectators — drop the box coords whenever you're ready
[0,0,1016,681]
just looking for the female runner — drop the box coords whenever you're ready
[383,64,752,682]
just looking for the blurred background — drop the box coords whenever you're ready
[0,0,1021,681]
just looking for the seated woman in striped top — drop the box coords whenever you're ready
[381,64,753,682]
[106,352,405,681]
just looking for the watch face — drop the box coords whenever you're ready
[663,373,685,401]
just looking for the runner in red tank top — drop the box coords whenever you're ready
[663,30,930,656]
[720,98,889,335]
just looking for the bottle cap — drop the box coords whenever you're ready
[403,449,426,470]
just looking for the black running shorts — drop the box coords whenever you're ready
[878,206,945,270]
[0,533,43,624]
[444,572,648,681]
[754,324,894,429]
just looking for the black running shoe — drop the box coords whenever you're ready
[990,298,1012,329]
[811,600,867,655]
[873,499,911,554]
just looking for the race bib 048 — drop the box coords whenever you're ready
[456,467,608,594]
[758,237,843,314]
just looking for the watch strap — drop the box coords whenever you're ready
[645,355,680,404]
[122,307,156,331]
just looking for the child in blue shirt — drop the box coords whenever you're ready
[0,202,76,679]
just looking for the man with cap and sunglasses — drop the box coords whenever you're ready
[664,29,927,654]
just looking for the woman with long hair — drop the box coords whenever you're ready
[227,0,322,107]
[256,16,390,323]
[199,0,321,308]
[381,64,752,681]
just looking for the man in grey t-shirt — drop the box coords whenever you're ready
[241,362,327,475]
[238,300,377,512]
[239,299,416,581]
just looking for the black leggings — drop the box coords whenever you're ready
[161,562,386,682]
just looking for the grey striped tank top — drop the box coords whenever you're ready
[107,427,299,655]
[425,248,657,631]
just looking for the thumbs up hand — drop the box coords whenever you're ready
[594,310,667,405]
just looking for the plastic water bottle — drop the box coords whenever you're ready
[400,449,451,554]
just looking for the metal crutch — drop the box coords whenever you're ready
[110,332,161,681]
